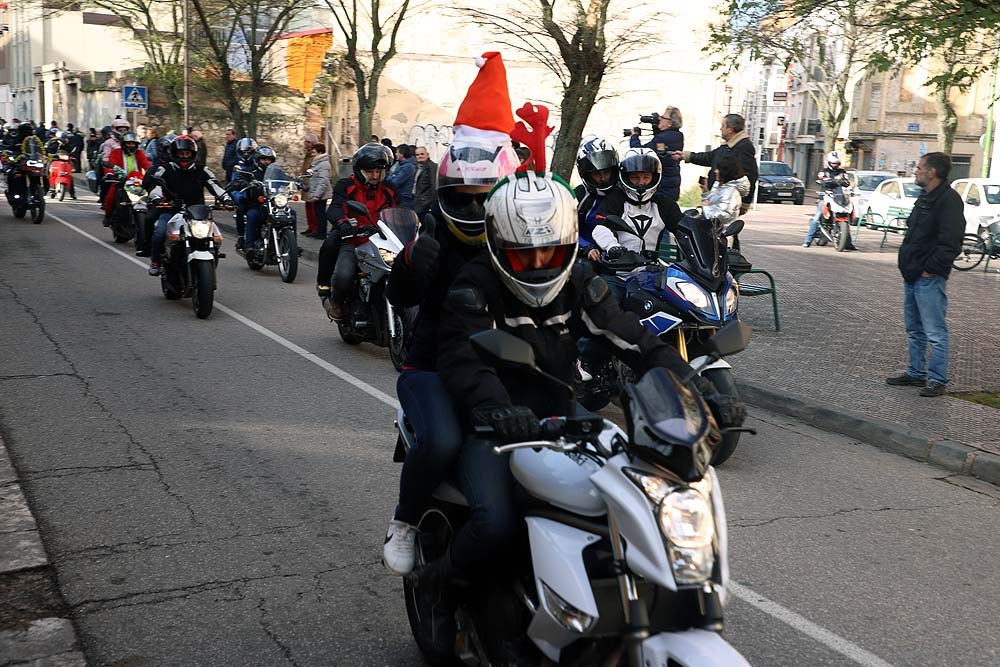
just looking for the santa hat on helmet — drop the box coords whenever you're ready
[452,52,515,146]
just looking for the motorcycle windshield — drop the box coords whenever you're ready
[380,208,419,245]
[673,214,724,284]
[831,187,850,207]
[263,164,294,196]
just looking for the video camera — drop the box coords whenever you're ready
[623,112,661,137]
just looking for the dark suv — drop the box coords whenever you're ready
[757,161,805,205]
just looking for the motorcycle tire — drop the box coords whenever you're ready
[277,228,298,283]
[12,205,26,219]
[113,234,129,244]
[191,260,215,319]
[387,308,411,372]
[403,508,462,667]
[703,368,742,466]
[161,273,181,300]
[56,183,65,201]
[835,222,851,252]
[337,322,365,345]
[245,249,264,271]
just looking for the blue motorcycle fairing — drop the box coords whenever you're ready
[626,266,735,327]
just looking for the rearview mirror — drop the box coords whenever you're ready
[701,320,752,359]
[346,200,369,218]
[470,330,537,370]
[723,220,745,237]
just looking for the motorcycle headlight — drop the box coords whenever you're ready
[658,489,715,584]
[189,221,212,239]
[26,160,44,169]
[725,284,738,314]
[273,194,289,208]
[378,247,397,266]
[674,280,711,310]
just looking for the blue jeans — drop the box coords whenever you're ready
[244,207,263,247]
[804,201,823,242]
[903,274,949,384]
[151,212,172,264]
[395,370,463,526]
[451,437,517,577]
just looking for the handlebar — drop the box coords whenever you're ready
[478,414,607,455]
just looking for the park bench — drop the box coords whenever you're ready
[855,205,910,248]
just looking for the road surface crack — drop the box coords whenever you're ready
[256,597,301,666]
[731,502,972,527]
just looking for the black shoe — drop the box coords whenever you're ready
[135,249,150,258]
[802,241,812,248]
[885,373,925,387]
[919,381,947,397]
[235,238,245,251]
[409,552,460,657]
[102,216,111,227]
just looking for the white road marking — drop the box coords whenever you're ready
[46,207,897,667]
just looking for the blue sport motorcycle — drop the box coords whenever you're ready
[579,213,748,464]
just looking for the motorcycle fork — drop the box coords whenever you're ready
[385,298,399,339]
[608,513,649,667]
[271,226,281,260]
[676,328,689,362]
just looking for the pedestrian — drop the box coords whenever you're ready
[301,133,320,232]
[65,123,85,172]
[672,113,758,214]
[885,152,964,398]
[412,145,437,216]
[387,143,417,209]
[190,129,207,168]
[381,137,395,152]
[369,134,380,144]
[630,105,684,201]
[143,127,159,164]
[222,128,238,182]
[305,143,333,238]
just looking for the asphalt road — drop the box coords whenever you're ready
[1,198,998,667]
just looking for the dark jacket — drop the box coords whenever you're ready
[222,139,239,176]
[387,156,417,208]
[631,128,683,201]
[142,163,227,207]
[898,182,965,283]
[413,159,438,216]
[687,131,758,206]
[574,183,605,249]
[386,208,482,371]
[436,255,691,425]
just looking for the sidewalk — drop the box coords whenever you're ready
[733,204,1000,483]
[0,432,86,666]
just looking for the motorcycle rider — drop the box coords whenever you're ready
[101,117,130,162]
[4,123,48,198]
[316,143,399,321]
[803,150,856,249]
[228,144,277,252]
[142,136,231,276]
[46,131,78,200]
[575,136,619,261]
[102,132,151,225]
[421,168,746,648]
[229,138,258,249]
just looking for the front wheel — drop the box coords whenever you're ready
[836,221,851,251]
[703,368,742,466]
[794,196,804,206]
[337,321,365,345]
[953,234,986,271]
[56,183,65,201]
[12,205,26,219]
[387,307,413,371]
[277,228,298,283]
[191,260,215,319]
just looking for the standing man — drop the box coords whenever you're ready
[886,152,964,398]
[412,145,437,216]
[222,128,238,182]
[190,129,207,168]
[305,143,333,238]
[387,143,417,209]
[672,113,758,214]
[630,105,684,201]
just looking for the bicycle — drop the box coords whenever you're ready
[953,220,1000,271]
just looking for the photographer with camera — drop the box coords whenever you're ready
[625,106,684,201]
[671,113,758,215]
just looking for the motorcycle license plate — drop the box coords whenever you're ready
[778,191,792,196]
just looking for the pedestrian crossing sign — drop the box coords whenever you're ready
[123,85,148,110]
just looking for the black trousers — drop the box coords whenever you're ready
[316,229,358,299]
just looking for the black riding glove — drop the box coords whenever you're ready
[691,376,747,429]
[337,219,354,236]
[605,245,626,260]
[472,404,540,444]
[408,214,440,278]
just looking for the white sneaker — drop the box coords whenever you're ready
[383,519,417,575]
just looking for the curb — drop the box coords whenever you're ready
[738,380,1000,486]
[0,433,88,665]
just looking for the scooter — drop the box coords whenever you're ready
[815,177,856,251]
[48,150,74,201]
[397,322,753,667]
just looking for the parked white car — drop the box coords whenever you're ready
[847,170,894,211]
[951,178,1000,234]
[863,177,921,227]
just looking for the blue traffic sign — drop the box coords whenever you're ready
[123,85,147,110]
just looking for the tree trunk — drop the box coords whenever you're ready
[933,85,958,154]
[553,82,598,179]
[358,103,374,146]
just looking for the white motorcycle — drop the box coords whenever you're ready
[815,176,856,251]
[158,202,225,319]
[397,322,753,667]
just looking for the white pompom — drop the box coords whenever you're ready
[475,56,487,68]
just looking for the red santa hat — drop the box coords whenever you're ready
[452,52,515,146]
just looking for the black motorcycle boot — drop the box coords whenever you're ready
[409,550,463,657]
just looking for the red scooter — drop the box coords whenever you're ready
[48,151,74,201]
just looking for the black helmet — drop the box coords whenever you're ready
[237,137,257,160]
[576,137,619,194]
[157,133,177,162]
[120,132,140,156]
[17,122,33,140]
[170,136,198,170]
[352,144,393,185]
[254,145,276,170]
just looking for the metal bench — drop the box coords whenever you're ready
[855,205,910,248]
